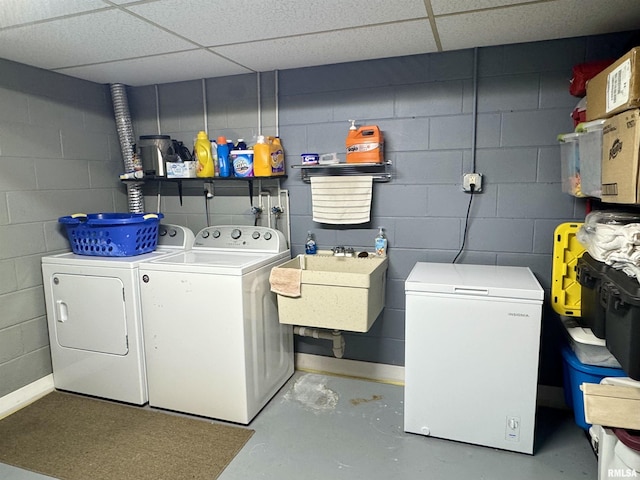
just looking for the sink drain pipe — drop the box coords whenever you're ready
[294,327,345,358]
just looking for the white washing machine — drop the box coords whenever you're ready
[138,225,294,424]
[42,224,194,405]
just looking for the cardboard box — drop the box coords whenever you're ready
[587,47,640,121]
[582,383,640,429]
[600,109,640,204]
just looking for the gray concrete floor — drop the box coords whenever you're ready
[1,371,597,479]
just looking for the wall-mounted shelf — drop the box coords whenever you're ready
[121,175,287,205]
[292,161,392,183]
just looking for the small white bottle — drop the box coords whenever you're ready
[305,231,317,255]
[374,227,387,256]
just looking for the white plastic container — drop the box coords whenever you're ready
[561,316,621,368]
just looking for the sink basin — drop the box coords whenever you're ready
[274,253,388,333]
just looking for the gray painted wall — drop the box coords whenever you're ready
[128,32,634,387]
[0,31,635,399]
[0,59,126,397]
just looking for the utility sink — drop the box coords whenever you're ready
[274,252,388,333]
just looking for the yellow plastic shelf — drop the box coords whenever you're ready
[551,222,586,316]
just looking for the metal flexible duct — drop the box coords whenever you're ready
[110,83,145,213]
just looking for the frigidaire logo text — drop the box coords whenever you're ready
[610,138,623,159]
[508,312,530,317]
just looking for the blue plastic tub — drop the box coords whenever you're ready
[58,212,163,257]
[561,346,625,430]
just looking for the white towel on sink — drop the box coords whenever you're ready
[311,176,373,224]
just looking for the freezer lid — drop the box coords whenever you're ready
[405,262,544,301]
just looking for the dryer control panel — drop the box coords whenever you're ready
[193,225,287,253]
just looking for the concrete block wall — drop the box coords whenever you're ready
[280,36,634,381]
[0,59,125,397]
[129,32,634,386]
[129,73,281,233]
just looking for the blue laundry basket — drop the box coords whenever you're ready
[58,212,163,257]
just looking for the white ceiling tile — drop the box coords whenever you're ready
[213,20,437,72]
[430,0,540,16]
[436,0,640,51]
[126,0,428,46]
[54,49,251,86]
[0,0,108,28]
[0,9,195,69]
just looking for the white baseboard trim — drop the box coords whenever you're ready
[295,353,405,385]
[295,354,568,410]
[0,375,55,420]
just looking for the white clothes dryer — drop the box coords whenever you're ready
[42,224,194,405]
[138,225,294,424]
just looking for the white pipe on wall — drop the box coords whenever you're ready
[154,84,161,134]
[275,70,279,137]
[257,72,262,135]
[294,326,345,359]
[202,79,208,135]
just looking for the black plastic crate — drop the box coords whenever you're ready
[577,253,610,339]
[604,271,640,380]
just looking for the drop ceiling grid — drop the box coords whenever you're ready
[212,19,438,73]
[123,0,430,47]
[0,0,638,85]
[55,50,252,86]
[0,0,108,29]
[0,9,194,70]
[435,0,640,51]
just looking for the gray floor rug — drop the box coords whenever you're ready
[0,391,253,480]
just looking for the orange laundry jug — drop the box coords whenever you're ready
[346,121,384,164]
[253,135,272,177]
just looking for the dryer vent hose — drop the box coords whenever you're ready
[110,83,144,213]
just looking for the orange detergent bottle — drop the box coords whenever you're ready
[346,120,384,164]
[253,135,272,177]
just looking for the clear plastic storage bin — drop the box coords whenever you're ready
[577,120,605,198]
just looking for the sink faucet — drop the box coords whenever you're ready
[332,246,355,257]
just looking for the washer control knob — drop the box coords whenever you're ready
[252,231,261,240]
[201,230,210,239]
[231,229,242,240]
[212,230,221,238]
[264,232,272,240]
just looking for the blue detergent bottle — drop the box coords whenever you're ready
[216,136,231,177]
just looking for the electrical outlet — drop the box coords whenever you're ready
[463,173,483,192]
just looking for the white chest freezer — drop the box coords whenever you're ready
[404,262,544,454]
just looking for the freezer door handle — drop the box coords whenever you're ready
[453,287,489,295]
